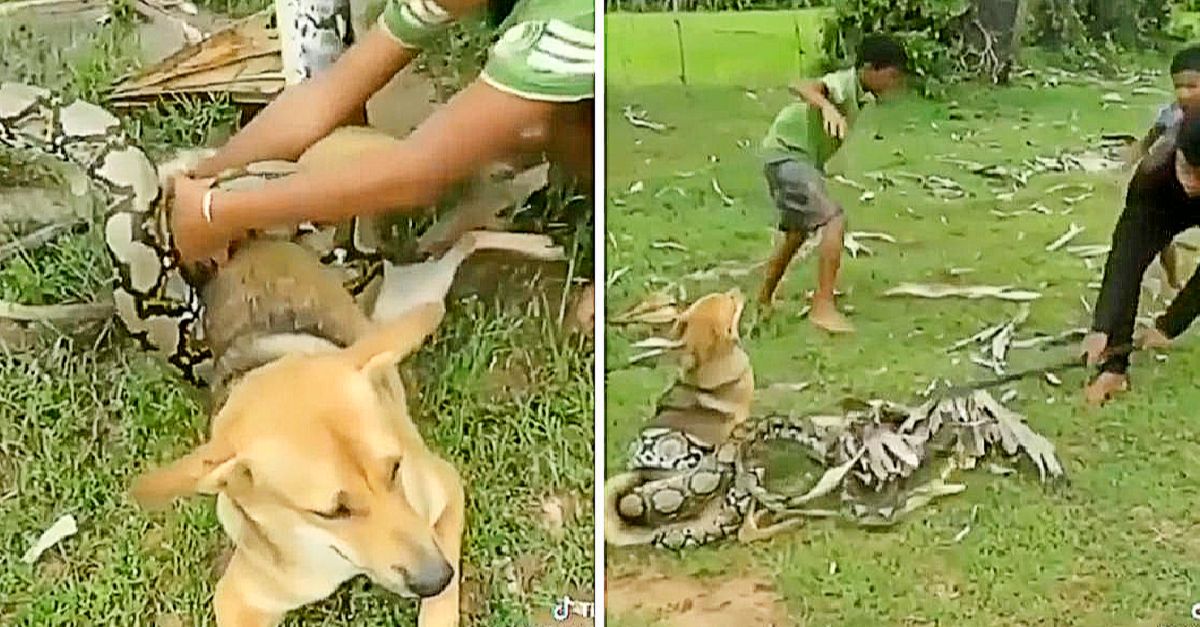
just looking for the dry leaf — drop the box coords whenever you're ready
[791,448,864,505]
[767,381,812,392]
[973,391,1064,480]
[850,231,897,243]
[843,233,874,258]
[607,266,630,287]
[1067,244,1109,258]
[371,231,563,323]
[612,292,678,325]
[899,480,966,515]
[22,514,77,564]
[651,240,687,252]
[622,106,667,132]
[832,175,867,190]
[1046,223,1085,252]
[711,178,734,206]
[632,337,685,350]
[884,283,1041,302]
[986,463,1016,476]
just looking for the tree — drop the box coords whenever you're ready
[826,0,1170,95]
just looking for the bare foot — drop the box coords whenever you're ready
[810,301,854,334]
[1135,326,1171,350]
[1083,372,1128,407]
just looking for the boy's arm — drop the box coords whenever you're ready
[171,79,558,262]
[1091,184,1173,351]
[192,28,415,177]
[789,79,846,139]
[789,79,832,108]
[192,0,486,177]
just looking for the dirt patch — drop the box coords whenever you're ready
[607,569,792,627]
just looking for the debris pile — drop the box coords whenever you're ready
[747,387,1064,530]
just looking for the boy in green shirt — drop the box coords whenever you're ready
[757,34,907,334]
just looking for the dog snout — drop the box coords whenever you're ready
[397,558,454,598]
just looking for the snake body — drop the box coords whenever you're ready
[608,359,1067,549]
[0,82,383,384]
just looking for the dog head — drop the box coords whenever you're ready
[131,302,455,599]
[671,289,745,369]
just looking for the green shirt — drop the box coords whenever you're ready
[380,0,593,102]
[761,68,869,168]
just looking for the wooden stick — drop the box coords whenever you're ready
[0,0,94,17]
[0,300,113,323]
[0,221,77,262]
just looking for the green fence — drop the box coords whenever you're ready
[605,9,832,86]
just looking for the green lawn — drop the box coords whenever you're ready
[605,69,1200,625]
[605,10,831,87]
[0,13,593,627]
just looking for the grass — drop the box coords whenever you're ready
[605,66,1200,625]
[605,10,830,87]
[0,11,594,627]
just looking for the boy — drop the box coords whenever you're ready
[1082,115,1200,406]
[1126,45,1200,290]
[170,0,594,265]
[757,34,907,334]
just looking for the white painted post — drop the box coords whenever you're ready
[275,0,355,84]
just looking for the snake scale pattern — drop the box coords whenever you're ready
[0,82,383,384]
[613,383,1066,549]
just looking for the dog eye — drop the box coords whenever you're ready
[313,503,352,520]
[389,459,402,484]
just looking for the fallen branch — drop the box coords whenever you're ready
[0,0,95,16]
[884,283,1041,302]
[0,221,78,262]
[0,300,114,323]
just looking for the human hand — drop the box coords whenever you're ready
[1080,331,1109,366]
[821,105,847,140]
[169,175,233,265]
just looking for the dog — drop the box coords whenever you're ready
[130,239,464,627]
[130,128,466,626]
[604,289,754,547]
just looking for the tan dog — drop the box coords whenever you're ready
[129,240,464,627]
[604,289,754,547]
[656,289,754,440]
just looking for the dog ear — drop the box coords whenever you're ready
[343,302,446,375]
[130,439,242,511]
[726,291,745,340]
[398,455,451,525]
[673,298,728,365]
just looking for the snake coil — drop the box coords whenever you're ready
[0,82,382,383]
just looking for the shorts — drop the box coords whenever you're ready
[763,157,842,233]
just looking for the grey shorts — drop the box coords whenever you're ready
[764,158,843,233]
